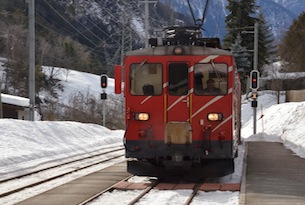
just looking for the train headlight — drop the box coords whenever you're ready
[207,113,224,121]
[134,113,150,121]
[174,46,183,55]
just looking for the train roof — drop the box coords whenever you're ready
[126,27,233,57]
[126,45,233,57]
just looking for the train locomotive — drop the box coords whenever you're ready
[114,26,241,178]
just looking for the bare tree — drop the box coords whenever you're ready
[262,63,286,104]
[40,89,125,129]
[4,25,28,96]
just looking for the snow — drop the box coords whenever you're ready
[1,66,305,204]
[41,66,115,105]
[0,120,124,180]
[0,93,29,107]
[262,61,305,80]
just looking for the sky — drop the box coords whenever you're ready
[1,65,305,204]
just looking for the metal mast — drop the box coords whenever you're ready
[139,0,157,48]
[27,0,35,121]
[121,0,133,65]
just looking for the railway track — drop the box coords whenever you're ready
[80,176,159,205]
[83,176,241,205]
[0,147,125,204]
[9,159,241,205]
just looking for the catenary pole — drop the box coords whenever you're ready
[139,0,157,48]
[254,22,258,71]
[242,23,259,134]
[0,86,2,118]
[253,22,258,134]
[27,0,35,121]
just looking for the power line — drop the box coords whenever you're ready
[42,0,98,47]
[35,19,108,56]
[139,0,157,48]
[35,11,72,36]
[39,0,124,58]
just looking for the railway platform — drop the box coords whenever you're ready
[16,162,130,205]
[240,141,305,205]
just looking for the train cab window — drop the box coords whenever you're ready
[168,63,189,96]
[130,63,162,95]
[194,63,228,95]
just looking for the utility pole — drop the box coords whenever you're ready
[26,0,35,121]
[242,22,259,134]
[121,1,133,65]
[100,75,108,127]
[253,22,259,134]
[139,0,157,48]
[0,84,2,118]
[253,22,258,71]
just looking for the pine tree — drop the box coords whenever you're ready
[223,0,258,48]
[279,12,305,72]
[223,0,258,74]
[230,34,251,73]
[257,13,276,69]
[224,0,276,75]
[222,0,240,48]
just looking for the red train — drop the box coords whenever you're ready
[114,27,241,178]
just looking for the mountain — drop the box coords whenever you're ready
[31,0,305,69]
[160,0,305,41]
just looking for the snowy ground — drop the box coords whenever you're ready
[1,65,305,204]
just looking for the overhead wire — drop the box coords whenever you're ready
[41,0,98,47]
[35,11,74,36]
[39,0,126,57]
[41,0,149,55]
[40,0,158,53]
[35,13,108,56]
[36,1,172,68]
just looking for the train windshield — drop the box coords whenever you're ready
[194,63,228,95]
[130,63,163,95]
[168,63,189,96]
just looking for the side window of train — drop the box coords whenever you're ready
[194,63,228,95]
[168,63,189,96]
[130,63,163,95]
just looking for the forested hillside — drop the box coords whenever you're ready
[0,0,189,76]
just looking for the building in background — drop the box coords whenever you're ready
[1,94,40,120]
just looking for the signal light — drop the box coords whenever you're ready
[101,75,108,88]
[101,93,107,100]
[250,70,260,90]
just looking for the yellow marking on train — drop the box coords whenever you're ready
[190,94,193,124]
[164,94,167,123]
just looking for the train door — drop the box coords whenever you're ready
[165,62,192,144]
[167,62,189,121]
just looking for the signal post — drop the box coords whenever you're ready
[101,75,108,127]
[250,70,260,134]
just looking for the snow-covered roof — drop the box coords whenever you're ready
[262,61,305,80]
[1,93,30,107]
